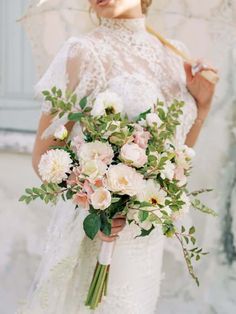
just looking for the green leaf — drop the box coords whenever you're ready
[66,189,74,200]
[189,226,196,235]
[71,93,77,105]
[79,96,87,110]
[51,86,57,94]
[136,108,151,122]
[83,213,101,240]
[68,112,84,122]
[100,214,112,236]
[192,199,218,216]
[196,255,201,261]
[25,188,33,195]
[111,197,121,203]
[135,224,155,238]
[57,89,62,97]
[19,195,27,202]
[138,210,149,222]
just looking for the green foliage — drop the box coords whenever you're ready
[191,199,218,216]
[19,183,61,205]
[83,213,101,240]
[135,224,155,238]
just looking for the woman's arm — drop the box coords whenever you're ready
[183,61,218,147]
[185,108,209,147]
[32,45,80,178]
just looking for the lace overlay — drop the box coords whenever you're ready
[18,16,197,314]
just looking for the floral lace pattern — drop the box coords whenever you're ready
[18,16,197,314]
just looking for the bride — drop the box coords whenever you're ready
[17,0,218,313]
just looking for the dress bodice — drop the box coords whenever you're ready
[34,15,197,146]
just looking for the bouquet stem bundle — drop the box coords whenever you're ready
[85,241,115,309]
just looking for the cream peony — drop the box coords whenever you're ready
[90,187,112,210]
[81,159,107,180]
[137,179,167,208]
[120,143,147,168]
[146,113,163,128]
[78,141,114,165]
[91,90,123,117]
[54,125,68,140]
[38,149,72,183]
[106,163,144,196]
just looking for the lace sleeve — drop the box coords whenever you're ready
[33,36,106,114]
[168,39,198,146]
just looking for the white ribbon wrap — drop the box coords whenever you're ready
[98,241,116,266]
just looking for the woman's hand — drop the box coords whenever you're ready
[97,214,126,242]
[184,60,218,119]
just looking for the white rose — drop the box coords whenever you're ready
[91,90,123,117]
[106,163,144,196]
[78,141,114,165]
[81,159,107,180]
[137,179,167,208]
[146,113,162,127]
[54,125,68,140]
[120,143,147,168]
[160,160,175,180]
[90,187,112,210]
[38,149,72,183]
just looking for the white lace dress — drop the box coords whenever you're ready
[17,16,197,314]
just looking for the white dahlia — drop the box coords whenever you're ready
[38,149,72,183]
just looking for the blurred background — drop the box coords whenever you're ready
[0,0,235,313]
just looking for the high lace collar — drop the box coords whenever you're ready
[99,15,147,33]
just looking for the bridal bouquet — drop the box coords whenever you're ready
[20,86,216,309]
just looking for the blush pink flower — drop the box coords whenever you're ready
[71,134,85,152]
[174,166,187,187]
[72,192,90,210]
[83,179,94,196]
[93,178,104,188]
[133,125,151,149]
[67,167,82,186]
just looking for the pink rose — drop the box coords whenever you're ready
[133,125,151,149]
[120,143,147,168]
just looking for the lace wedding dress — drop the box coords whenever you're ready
[17,16,197,314]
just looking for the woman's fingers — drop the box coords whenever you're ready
[112,218,126,228]
[97,230,118,242]
[184,62,194,82]
[113,213,126,219]
[184,60,219,82]
[97,217,126,242]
